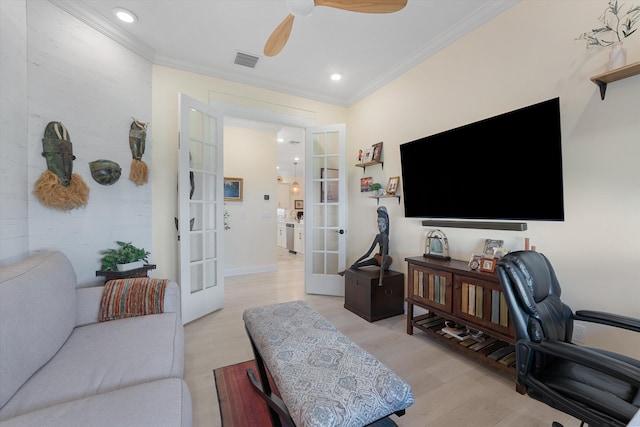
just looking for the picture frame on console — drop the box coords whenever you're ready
[483,239,504,256]
[468,254,483,270]
[480,257,497,272]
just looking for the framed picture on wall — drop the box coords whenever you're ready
[294,200,304,209]
[224,177,243,201]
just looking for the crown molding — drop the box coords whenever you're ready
[47,0,519,108]
[346,0,520,106]
[48,0,156,62]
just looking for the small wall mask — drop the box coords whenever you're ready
[89,159,122,185]
[129,118,149,185]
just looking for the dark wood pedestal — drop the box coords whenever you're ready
[344,267,404,322]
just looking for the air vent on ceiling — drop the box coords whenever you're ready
[234,52,259,68]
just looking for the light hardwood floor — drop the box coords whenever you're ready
[184,249,579,427]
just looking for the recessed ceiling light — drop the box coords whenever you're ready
[330,73,342,81]
[113,8,137,24]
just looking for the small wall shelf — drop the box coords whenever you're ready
[590,61,640,100]
[369,195,401,205]
[355,160,383,173]
[96,264,156,282]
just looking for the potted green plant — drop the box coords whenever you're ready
[99,241,150,272]
[576,0,640,69]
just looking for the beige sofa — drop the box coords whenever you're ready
[0,251,192,426]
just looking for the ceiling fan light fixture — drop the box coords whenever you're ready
[287,0,315,17]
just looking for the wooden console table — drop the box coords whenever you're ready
[405,256,523,391]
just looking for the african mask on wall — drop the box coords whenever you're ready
[33,121,89,210]
[129,118,149,185]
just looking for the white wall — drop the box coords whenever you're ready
[0,0,29,263]
[223,126,278,275]
[0,1,152,286]
[346,0,640,357]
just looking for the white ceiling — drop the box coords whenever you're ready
[50,0,518,176]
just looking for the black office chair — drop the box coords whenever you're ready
[495,250,640,427]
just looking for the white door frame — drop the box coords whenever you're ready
[208,101,347,296]
[178,93,225,324]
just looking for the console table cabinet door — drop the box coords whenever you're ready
[407,263,453,313]
[453,275,512,339]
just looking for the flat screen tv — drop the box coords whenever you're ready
[400,97,564,222]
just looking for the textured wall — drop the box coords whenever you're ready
[0,0,29,263]
[0,1,153,285]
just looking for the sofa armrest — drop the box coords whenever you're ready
[75,280,181,327]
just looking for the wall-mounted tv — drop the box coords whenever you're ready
[400,97,564,222]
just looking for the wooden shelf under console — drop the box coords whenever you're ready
[405,256,523,390]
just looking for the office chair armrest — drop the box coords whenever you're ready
[574,310,640,332]
[521,340,640,387]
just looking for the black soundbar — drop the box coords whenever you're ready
[421,220,527,231]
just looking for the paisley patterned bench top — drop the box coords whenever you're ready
[243,300,414,427]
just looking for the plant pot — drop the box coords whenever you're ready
[608,42,627,70]
[116,260,144,272]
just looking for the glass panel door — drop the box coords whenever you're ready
[178,93,224,323]
[304,124,346,296]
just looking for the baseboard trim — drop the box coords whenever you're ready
[224,264,278,277]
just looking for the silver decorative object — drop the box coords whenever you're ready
[424,229,450,260]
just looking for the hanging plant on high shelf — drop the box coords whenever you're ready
[576,0,640,70]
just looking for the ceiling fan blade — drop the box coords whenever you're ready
[264,14,295,57]
[314,0,407,13]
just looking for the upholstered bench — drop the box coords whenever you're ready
[243,300,414,427]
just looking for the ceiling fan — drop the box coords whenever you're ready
[264,0,408,57]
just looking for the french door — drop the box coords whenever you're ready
[178,93,224,324]
[304,124,347,296]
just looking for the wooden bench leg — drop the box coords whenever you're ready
[245,327,295,427]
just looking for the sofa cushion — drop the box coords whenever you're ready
[99,278,168,321]
[0,251,77,409]
[0,378,192,427]
[0,312,184,420]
